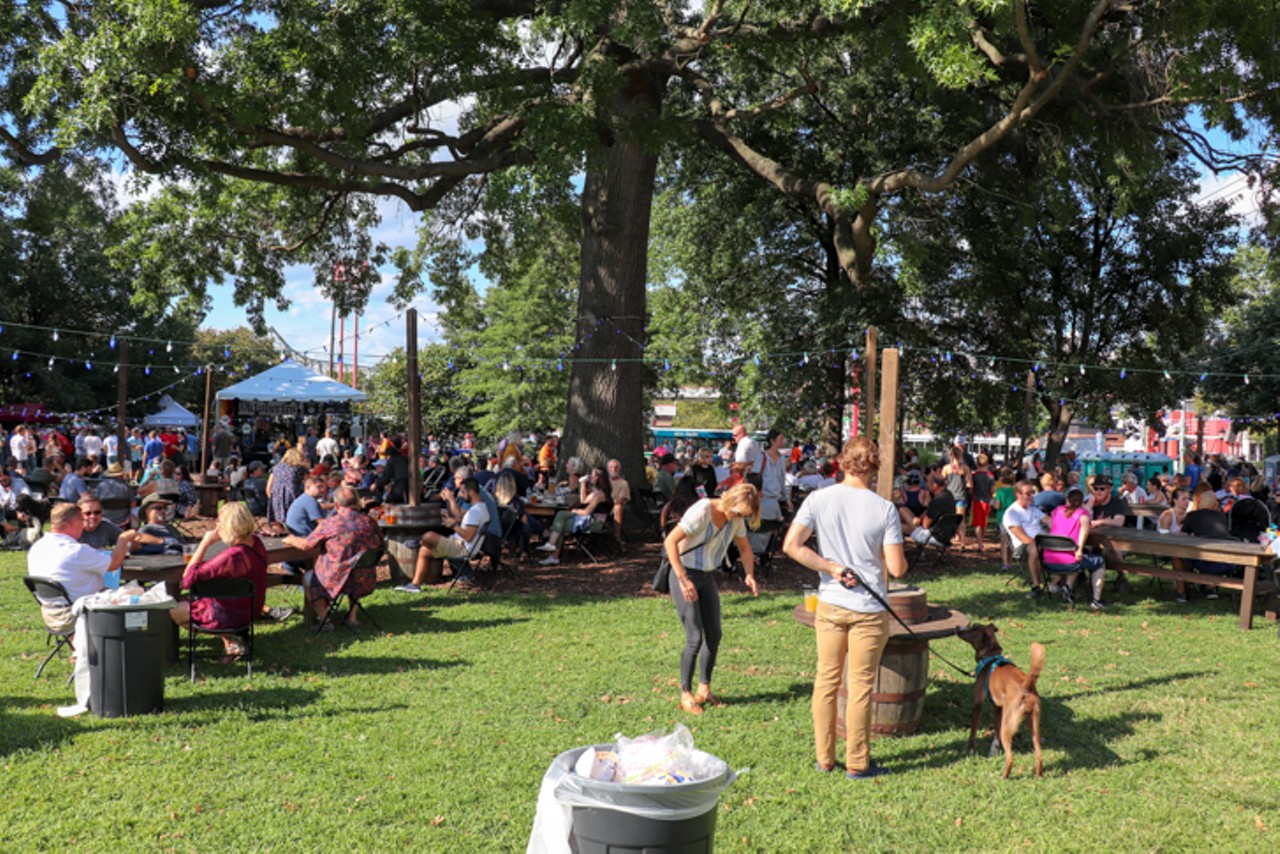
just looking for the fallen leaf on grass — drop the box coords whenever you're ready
[742,797,757,807]
[1255,815,1267,831]
[1117,650,1130,656]
[1244,682,1258,688]
[955,818,963,827]
[431,815,446,827]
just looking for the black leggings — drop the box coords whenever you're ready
[671,570,722,691]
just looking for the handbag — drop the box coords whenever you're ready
[652,529,709,594]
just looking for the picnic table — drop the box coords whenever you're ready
[525,495,576,518]
[1087,526,1278,630]
[121,536,311,594]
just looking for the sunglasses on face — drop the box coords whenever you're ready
[82,510,103,516]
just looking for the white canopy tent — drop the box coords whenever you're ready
[141,394,200,428]
[216,360,367,418]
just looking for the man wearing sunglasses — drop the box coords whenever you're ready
[75,495,123,550]
[1085,476,1131,608]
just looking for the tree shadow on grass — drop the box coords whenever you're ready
[163,684,321,717]
[0,695,84,758]
[722,681,813,706]
[889,671,1175,775]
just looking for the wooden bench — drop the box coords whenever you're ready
[1088,527,1278,630]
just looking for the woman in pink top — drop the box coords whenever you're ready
[1042,487,1091,604]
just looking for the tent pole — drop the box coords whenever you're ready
[117,340,129,477]
[200,363,213,478]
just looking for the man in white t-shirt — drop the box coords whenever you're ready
[82,429,103,461]
[732,424,763,475]
[10,425,32,471]
[27,502,138,717]
[315,429,340,462]
[396,477,489,592]
[1001,481,1049,599]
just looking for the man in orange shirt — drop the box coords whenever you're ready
[538,434,559,478]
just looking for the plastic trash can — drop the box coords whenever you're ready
[530,745,735,854]
[86,603,169,718]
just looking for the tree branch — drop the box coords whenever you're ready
[0,128,62,166]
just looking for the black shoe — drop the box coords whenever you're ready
[1025,586,1043,600]
[1114,576,1131,595]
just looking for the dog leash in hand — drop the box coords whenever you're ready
[838,566,974,678]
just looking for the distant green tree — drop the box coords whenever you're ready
[1198,245,1280,429]
[164,327,283,413]
[0,160,198,419]
[362,345,479,442]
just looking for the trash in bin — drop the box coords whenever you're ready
[528,724,738,854]
[81,582,175,718]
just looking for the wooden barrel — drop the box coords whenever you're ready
[836,637,930,739]
[386,502,442,528]
[887,585,927,624]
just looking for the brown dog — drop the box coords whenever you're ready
[956,623,1045,778]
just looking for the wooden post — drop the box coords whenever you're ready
[863,327,877,438]
[876,348,899,500]
[1021,369,1035,464]
[116,340,128,474]
[200,363,213,479]
[328,302,336,378]
[353,312,359,389]
[405,309,421,506]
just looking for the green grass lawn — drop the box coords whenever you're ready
[2,551,1278,852]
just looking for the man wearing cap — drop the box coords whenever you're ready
[27,501,138,717]
[242,461,269,515]
[654,453,679,504]
[93,462,136,527]
[133,494,184,554]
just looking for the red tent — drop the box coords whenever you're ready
[0,402,61,423]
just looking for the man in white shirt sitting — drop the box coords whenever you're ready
[27,502,137,717]
[396,477,489,593]
[1002,481,1049,599]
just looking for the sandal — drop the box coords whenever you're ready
[694,690,724,707]
[679,695,704,715]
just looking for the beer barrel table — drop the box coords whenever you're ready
[378,502,448,585]
[793,585,968,738]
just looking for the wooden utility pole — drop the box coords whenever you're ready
[199,363,213,478]
[1021,369,1035,462]
[863,327,877,438]
[116,340,128,473]
[876,348,899,500]
[405,309,421,505]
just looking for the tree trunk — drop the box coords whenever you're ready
[559,74,663,484]
[1042,398,1072,473]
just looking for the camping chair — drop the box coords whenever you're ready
[498,506,528,565]
[314,546,385,632]
[22,576,75,683]
[447,532,504,591]
[629,487,663,539]
[908,514,962,572]
[186,577,256,682]
[566,517,614,564]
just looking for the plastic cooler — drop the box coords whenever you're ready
[86,602,170,718]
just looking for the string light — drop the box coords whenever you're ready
[52,329,58,342]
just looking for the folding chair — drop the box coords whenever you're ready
[566,518,614,564]
[186,577,255,682]
[751,518,785,578]
[447,532,504,591]
[22,576,75,683]
[907,513,962,571]
[315,547,385,632]
[1033,534,1084,602]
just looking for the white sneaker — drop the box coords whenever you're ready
[393,583,421,593]
[539,556,559,566]
[1046,582,1063,595]
[537,542,556,552]
[57,703,89,718]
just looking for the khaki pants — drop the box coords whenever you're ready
[812,602,889,772]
